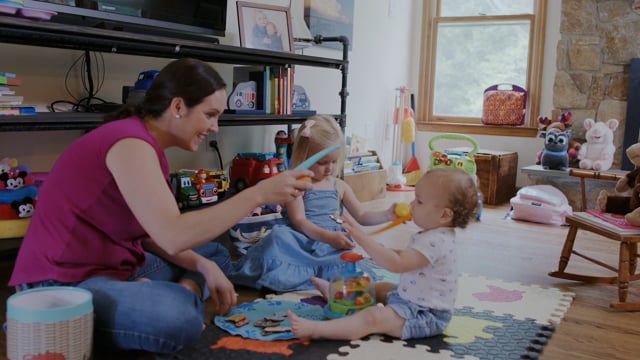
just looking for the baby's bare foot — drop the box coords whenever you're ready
[311,277,330,301]
[287,310,315,340]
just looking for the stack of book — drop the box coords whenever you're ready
[230,65,316,116]
[0,71,35,116]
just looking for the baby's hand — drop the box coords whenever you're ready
[387,203,399,221]
[342,213,367,242]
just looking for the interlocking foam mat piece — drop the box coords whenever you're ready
[178,268,574,360]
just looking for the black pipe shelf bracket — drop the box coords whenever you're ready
[0,15,349,133]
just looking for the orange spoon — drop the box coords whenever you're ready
[368,203,412,235]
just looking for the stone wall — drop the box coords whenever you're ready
[553,0,640,168]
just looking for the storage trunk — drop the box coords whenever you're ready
[446,148,518,205]
[474,150,518,205]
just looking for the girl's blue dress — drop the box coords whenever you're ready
[228,187,347,292]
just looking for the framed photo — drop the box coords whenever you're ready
[304,0,354,50]
[237,1,294,52]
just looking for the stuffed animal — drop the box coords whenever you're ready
[536,112,581,167]
[539,128,572,171]
[578,118,619,171]
[596,143,640,225]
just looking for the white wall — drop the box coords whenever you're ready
[0,0,559,187]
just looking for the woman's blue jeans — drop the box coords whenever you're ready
[15,242,232,355]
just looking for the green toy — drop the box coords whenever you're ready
[324,252,376,319]
[428,133,479,176]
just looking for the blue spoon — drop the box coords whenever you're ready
[294,144,341,170]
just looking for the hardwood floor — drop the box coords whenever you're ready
[1,191,639,359]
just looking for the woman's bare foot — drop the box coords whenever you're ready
[311,277,330,301]
[179,278,202,298]
[287,310,316,340]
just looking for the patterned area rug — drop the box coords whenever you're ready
[178,266,574,360]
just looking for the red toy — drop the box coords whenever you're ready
[230,152,285,192]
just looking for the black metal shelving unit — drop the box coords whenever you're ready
[0,16,348,132]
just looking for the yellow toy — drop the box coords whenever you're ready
[368,203,412,235]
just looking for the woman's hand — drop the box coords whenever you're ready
[201,261,237,315]
[254,169,314,205]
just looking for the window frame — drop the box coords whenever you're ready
[417,0,547,137]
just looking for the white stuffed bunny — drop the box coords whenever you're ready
[578,118,619,171]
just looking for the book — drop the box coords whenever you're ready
[0,95,24,104]
[0,71,16,78]
[0,106,36,116]
[574,210,640,234]
[0,76,21,86]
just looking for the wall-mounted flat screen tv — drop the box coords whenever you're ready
[24,0,227,40]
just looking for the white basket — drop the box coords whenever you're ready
[6,287,93,360]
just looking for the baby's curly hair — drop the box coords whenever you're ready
[426,168,480,228]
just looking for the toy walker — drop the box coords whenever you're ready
[428,133,484,219]
[428,133,479,176]
[324,252,376,319]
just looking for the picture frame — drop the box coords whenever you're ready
[304,0,354,50]
[237,1,294,53]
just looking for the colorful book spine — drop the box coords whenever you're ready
[0,95,24,104]
[0,76,22,86]
[0,106,36,116]
[0,71,16,78]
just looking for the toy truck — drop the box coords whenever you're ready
[230,152,285,192]
[206,169,230,198]
[171,169,221,209]
[172,173,201,209]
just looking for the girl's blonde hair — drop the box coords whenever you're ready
[289,115,345,169]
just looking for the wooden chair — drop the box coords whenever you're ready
[548,168,640,310]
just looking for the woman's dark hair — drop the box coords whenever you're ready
[104,58,226,122]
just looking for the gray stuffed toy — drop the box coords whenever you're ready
[539,130,571,171]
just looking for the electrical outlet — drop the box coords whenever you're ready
[207,133,218,152]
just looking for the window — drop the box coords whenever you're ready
[417,0,546,137]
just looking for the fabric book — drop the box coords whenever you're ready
[578,210,640,233]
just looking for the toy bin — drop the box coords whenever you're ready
[6,287,93,360]
[343,151,386,202]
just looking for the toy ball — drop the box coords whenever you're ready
[395,203,411,218]
[324,252,376,319]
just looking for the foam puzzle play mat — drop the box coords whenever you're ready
[178,262,575,360]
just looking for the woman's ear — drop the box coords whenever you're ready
[170,97,185,118]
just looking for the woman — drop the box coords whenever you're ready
[8,58,313,355]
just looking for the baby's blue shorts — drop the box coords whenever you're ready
[386,288,452,340]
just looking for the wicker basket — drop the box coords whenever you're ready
[6,287,93,360]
